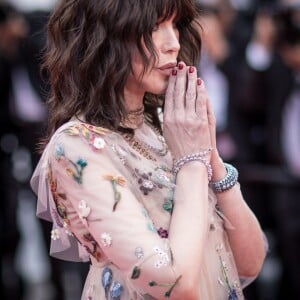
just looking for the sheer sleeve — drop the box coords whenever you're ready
[45,126,180,299]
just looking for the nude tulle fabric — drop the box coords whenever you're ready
[31,120,256,299]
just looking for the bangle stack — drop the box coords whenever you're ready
[209,163,238,193]
[173,150,213,181]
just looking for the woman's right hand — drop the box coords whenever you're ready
[163,61,212,161]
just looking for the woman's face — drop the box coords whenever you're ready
[125,15,180,97]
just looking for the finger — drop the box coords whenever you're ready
[185,66,197,113]
[174,61,187,111]
[206,98,217,148]
[195,78,208,122]
[164,68,177,115]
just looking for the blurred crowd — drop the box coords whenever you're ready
[0,0,299,299]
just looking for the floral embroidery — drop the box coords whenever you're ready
[157,227,169,239]
[149,275,182,298]
[131,266,141,279]
[78,200,91,225]
[63,222,73,236]
[134,169,162,196]
[110,281,124,300]
[91,136,106,150]
[103,175,126,211]
[83,233,101,261]
[135,247,144,259]
[153,246,170,269]
[216,243,239,299]
[101,232,112,247]
[142,209,157,233]
[162,199,173,214]
[55,144,65,157]
[65,123,109,151]
[48,170,72,234]
[101,267,113,300]
[51,229,60,240]
[54,144,88,184]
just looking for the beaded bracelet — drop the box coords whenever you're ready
[209,163,238,193]
[173,151,213,181]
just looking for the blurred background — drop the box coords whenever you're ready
[0,0,299,299]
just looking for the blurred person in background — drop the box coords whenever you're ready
[1,1,88,299]
[222,0,300,298]
[0,3,28,299]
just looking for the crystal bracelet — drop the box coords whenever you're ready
[209,163,238,193]
[173,151,213,181]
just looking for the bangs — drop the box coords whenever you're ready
[153,0,197,25]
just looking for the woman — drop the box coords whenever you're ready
[31,0,267,299]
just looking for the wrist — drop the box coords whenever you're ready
[209,163,239,193]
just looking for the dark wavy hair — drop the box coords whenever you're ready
[44,0,202,139]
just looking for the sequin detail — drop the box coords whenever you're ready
[78,200,91,224]
[153,246,170,268]
[110,281,124,300]
[135,247,144,259]
[101,267,113,300]
[101,232,112,247]
[51,229,60,240]
[157,228,169,239]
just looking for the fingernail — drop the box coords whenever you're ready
[197,78,202,85]
[178,63,184,70]
[172,69,177,76]
[189,66,194,73]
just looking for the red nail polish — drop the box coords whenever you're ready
[172,69,177,76]
[197,78,202,85]
[189,66,194,73]
[178,63,184,70]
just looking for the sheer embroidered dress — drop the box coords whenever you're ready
[31,120,251,300]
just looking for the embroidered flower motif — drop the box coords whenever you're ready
[153,246,170,268]
[78,200,91,219]
[51,229,60,240]
[101,267,113,300]
[148,275,182,298]
[135,247,144,259]
[131,266,141,279]
[63,222,73,236]
[157,227,169,239]
[101,232,112,247]
[55,144,65,158]
[66,158,88,184]
[142,209,157,233]
[162,199,173,213]
[77,158,88,168]
[134,169,162,196]
[103,175,126,211]
[64,125,80,136]
[228,289,238,300]
[110,281,124,300]
[91,136,106,150]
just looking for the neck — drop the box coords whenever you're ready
[124,86,144,111]
[121,87,145,129]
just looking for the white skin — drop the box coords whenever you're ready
[125,14,266,299]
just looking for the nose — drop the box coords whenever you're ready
[161,27,180,54]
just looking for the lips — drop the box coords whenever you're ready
[158,62,177,70]
[157,62,177,76]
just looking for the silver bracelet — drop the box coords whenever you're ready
[209,163,238,193]
[173,151,213,180]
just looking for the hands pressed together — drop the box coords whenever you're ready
[163,61,223,179]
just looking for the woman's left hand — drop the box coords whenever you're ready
[202,82,227,181]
